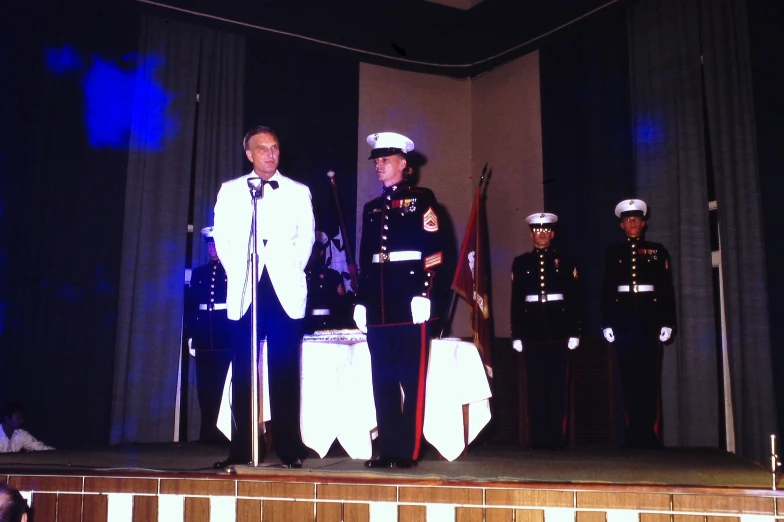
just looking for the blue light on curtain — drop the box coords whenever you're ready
[44,46,178,151]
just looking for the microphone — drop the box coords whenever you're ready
[327,170,336,185]
[247,176,264,198]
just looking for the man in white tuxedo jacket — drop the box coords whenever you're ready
[212,126,315,468]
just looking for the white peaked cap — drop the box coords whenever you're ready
[614,199,648,218]
[525,213,558,226]
[367,132,415,159]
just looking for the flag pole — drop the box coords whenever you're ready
[326,171,359,292]
[439,165,490,339]
[439,281,460,339]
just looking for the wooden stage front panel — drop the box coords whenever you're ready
[3,471,784,522]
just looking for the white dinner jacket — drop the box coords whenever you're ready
[213,171,315,320]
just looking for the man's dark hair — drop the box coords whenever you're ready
[2,402,24,420]
[242,126,279,150]
[0,484,29,522]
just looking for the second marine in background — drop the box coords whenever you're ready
[510,212,582,450]
[304,231,352,333]
[183,226,232,444]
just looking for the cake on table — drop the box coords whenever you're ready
[303,328,367,343]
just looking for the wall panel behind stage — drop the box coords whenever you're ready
[357,64,473,336]
[472,52,543,340]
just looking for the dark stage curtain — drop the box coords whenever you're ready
[110,16,246,444]
[627,0,719,450]
[110,15,200,445]
[242,38,360,253]
[186,27,247,442]
[627,0,777,464]
[0,1,139,448]
[700,0,777,465]
[747,0,784,441]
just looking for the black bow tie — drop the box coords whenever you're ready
[247,177,279,192]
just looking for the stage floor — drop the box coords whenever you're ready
[0,442,775,489]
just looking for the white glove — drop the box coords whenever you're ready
[568,337,579,350]
[188,338,195,358]
[603,328,615,343]
[353,304,368,333]
[659,327,672,342]
[512,340,523,353]
[411,296,431,324]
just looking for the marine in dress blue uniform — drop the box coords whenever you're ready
[184,226,232,443]
[354,132,445,469]
[510,213,581,449]
[601,199,675,449]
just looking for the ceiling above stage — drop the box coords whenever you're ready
[137,0,634,76]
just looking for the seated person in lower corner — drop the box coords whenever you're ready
[0,401,54,453]
[0,483,30,522]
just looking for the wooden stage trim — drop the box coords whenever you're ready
[3,470,784,522]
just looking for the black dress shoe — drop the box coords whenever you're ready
[364,457,394,468]
[213,457,251,469]
[390,457,416,469]
[282,458,303,469]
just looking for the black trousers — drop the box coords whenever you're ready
[366,322,429,460]
[228,269,307,463]
[523,340,570,448]
[194,348,232,443]
[613,332,663,447]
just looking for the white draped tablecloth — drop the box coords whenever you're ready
[216,334,491,461]
[422,338,493,461]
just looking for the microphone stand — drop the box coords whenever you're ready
[326,171,359,292]
[248,178,264,467]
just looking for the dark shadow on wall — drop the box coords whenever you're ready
[539,7,634,339]
[243,35,361,249]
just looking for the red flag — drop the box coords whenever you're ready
[451,185,494,377]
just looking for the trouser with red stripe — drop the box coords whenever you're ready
[613,332,663,448]
[523,339,570,448]
[367,322,430,460]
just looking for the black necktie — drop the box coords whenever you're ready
[264,180,279,190]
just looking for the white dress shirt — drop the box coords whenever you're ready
[0,427,54,453]
[213,170,315,320]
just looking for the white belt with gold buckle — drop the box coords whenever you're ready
[371,251,422,263]
[199,303,227,310]
[617,285,654,292]
[525,294,564,302]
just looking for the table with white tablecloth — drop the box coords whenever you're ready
[217,335,491,461]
